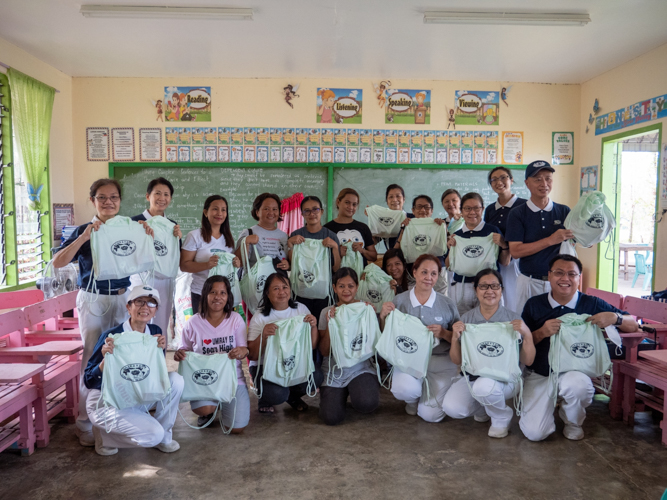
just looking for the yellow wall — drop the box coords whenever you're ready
[0,36,74,205]
[579,42,667,291]
[71,78,581,223]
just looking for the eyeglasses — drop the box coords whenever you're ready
[302,208,322,216]
[550,270,580,279]
[477,284,502,290]
[462,206,483,213]
[413,204,432,211]
[94,195,120,203]
[490,174,510,184]
[132,299,158,308]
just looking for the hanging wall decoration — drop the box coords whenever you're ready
[164,86,211,122]
[283,84,300,109]
[455,90,499,126]
[372,80,392,109]
[500,86,513,107]
[316,88,363,124]
[385,89,430,124]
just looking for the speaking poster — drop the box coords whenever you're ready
[385,89,431,124]
[164,86,211,122]
[316,88,363,124]
[455,90,499,126]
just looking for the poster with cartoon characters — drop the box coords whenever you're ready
[164,86,211,122]
[454,90,499,126]
[385,89,431,124]
[316,88,363,124]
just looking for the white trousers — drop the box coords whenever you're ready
[519,370,594,442]
[449,282,479,316]
[515,273,551,316]
[87,372,184,448]
[130,274,175,343]
[76,289,129,431]
[442,376,517,429]
[391,354,460,423]
[500,259,521,314]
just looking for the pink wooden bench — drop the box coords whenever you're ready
[0,309,27,348]
[23,295,80,347]
[586,287,625,310]
[0,363,46,456]
[0,289,44,309]
[54,291,79,330]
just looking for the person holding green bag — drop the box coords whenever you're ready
[442,269,534,439]
[520,255,637,442]
[318,268,380,425]
[382,248,413,294]
[441,189,463,234]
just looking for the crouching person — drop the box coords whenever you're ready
[84,286,184,456]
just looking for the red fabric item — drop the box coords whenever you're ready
[278,192,304,234]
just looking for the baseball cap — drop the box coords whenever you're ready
[127,285,161,306]
[525,160,555,181]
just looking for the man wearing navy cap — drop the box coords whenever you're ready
[505,160,573,314]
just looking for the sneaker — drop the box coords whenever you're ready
[405,402,418,416]
[559,407,584,441]
[93,427,118,456]
[76,428,95,447]
[155,440,180,453]
[474,413,491,423]
[488,426,509,439]
[197,414,214,426]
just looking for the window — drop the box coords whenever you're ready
[14,149,44,284]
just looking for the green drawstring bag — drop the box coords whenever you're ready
[255,315,316,397]
[177,351,238,432]
[401,218,448,264]
[327,302,380,382]
[240,237,276,314]
[289,238,333,300]
[209,250,242,307]
[548,313,612,404]
[340,241,364,278]
[90,215,155,281]
[448,234,499,277]
[460,322,524,415]
[366,205,405,238]
[563,191,616,249]
[356,263,395,313]
[145,216,180,279]
[447,217,465,235]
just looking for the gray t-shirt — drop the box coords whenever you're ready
[318,305,375,388]
[392,290,460,355]
[236,225,288,267]
[461,305,521,324]
[290,226,340,245]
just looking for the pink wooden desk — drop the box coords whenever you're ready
[0,341,83,363]
[0,363,47,384]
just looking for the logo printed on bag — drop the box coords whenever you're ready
[379,216,395,226]
[396,336,418,353]
[193,369,218,385]
[463,245,484,258]
[256,275,268,293]
[298,270,315,284]
[570,342,594,358]
[154,240,168,256]
[226,272,236,284]
[120,363,150,382]
[350,333,364,351]
[111,240,137,256]
[366,289,381,302]
[554,220,562,225]
[477,341,504,357]
[585,215,604,229]
[413,234,431,248]
[282,355,296,371]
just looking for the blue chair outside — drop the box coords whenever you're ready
[631,252,653,290]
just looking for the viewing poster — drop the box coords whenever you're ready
[552,132,574,165]
[86,127,109,161]
[139,128,162,161]
[164,86,211,122]
[385,89,431,124]
[454,90,499,126]
[502,131,524,164]
[316,88,363,124]
[111,127,135,161]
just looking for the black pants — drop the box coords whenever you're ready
[318,373,380,426]
[191,293,201,315]
[249,365,324,408]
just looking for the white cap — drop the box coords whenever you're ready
[127,285,161,306]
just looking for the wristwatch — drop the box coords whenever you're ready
[615,313,624,326]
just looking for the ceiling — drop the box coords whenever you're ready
[1,0,667,83]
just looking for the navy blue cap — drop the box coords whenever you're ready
[525,160,555,180]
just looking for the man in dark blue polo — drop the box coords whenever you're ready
[506,160,573,313]
[519,255,637,441]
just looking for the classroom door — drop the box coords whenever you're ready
[598,141,621,292]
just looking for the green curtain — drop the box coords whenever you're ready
[7,68,55,211]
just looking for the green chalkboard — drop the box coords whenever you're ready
[110,163,328,241]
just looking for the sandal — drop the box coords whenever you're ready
[258,404,275,414]
[287,397,309,412]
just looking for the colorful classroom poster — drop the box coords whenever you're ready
[308,128,321,145]
[454,90,499,126]
[596,93,667,135]
[347,129,360,146]
[448,148,460,164]
[139,128,162,161]
[474,131,486,149]
[192,146,204,162]
[270,146,281,162]
[411,148,423,164]
[502,131,524,164]
[256,146,269,163]
[231,128,243,145]
[191,127,204,145]
[580,166,598,196]
[296,146,308,163]
[205,146,217,162]
[321,146,333,163]
[386,89,431,124]
[166,145,177,162]
[423,147,435,164]
[461,148,473,164]
[398,148,410,164]
[296,129,308,146]
[334,129,347,147]
[244,146,256,163]
[373,129,385,148]
[552,132,574,165]
[360,147,372,164]
[218,146,230,162]
[360,129,372,148]
[231,146,243,162]
[347,147,359,163]
[316,88,363,124]
[165,127,178,145]
[178,146,190,162]
[435,147,448,164]
[474,149,485,164]
[111,128,135,161]
[178,127,191,144]
[398,131,410,148]
[270,128,283,145]
[204,127,217,144]
[283,146,294,163]
[486,131,499,164]
[283,128,295,146]
[334,147,346,163]
[218,127,231,145]
[164,86,211,122]
[308,147,320,163]
[256,128,269,146]
[86,127,109,161]
[321,128,334,146]
[244,127,257,145]
[373,147,385,164]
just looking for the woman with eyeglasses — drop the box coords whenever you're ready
[442,269,534,439]
[484,167,527,313]
[53,178,154,448]
[446,193,510,315]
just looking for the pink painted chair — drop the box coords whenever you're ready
[0,309,27,347]
[0,289,44,310]
[586,287,625,310]
[23,296,80,346]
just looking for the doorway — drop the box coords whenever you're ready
[597,124,662,296]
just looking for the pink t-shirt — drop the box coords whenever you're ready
[179,312,247,385]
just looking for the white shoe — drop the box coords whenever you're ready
[155,440,180,453]
[405,402,418,416]
[93,427,118,456]
[488,426,509,439]
[474,413,490,423]
[76,428,95,447]
[559,407,584,441]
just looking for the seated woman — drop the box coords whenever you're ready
[84,286,184,456]
[442,269,535,438]
[382,248,413,294]
[318,268,380,425]
[174,275,250,432]
[248,273,323,413]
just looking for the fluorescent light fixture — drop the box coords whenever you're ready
[423,11,591,26]
[80,5,254,20]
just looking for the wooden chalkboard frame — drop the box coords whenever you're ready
[109,162,527,221]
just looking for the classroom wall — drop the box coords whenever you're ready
[0,36,74,206]
[71,78,581,225]
[578,42,667,291]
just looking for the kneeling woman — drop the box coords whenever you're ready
[379,255,460,423]
[442,269,534,438]
[318,268,380,425]
[174,276,250,432]
[84,286,184,456]
[248,273,323,413]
